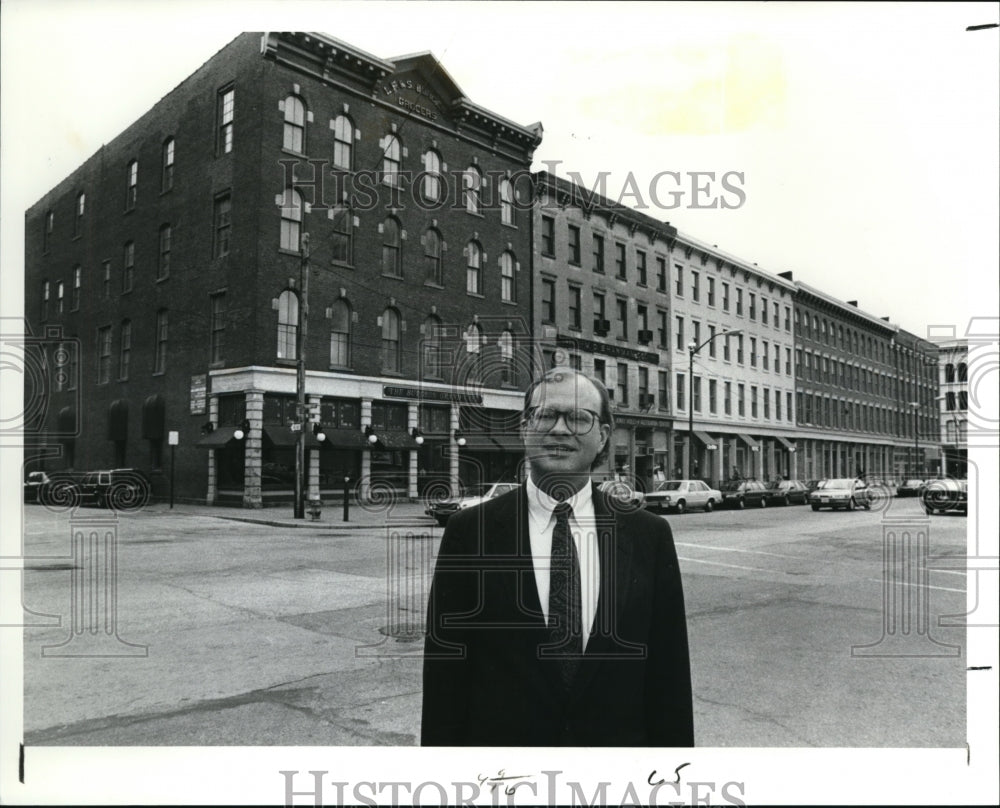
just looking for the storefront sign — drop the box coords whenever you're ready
[555,335,659,365]
[383,385,483,404]
[614,414,672,428]
[190,374,207,415]
[379,77,445,121]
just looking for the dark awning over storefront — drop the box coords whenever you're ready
[320,428,368,449]
[772,435,796,452]
[460,432,503,451]
[264,425,320,448]
[377,430,418,450]
[692,431,718,450]
[195,426,239,448]
[736,432,759,450]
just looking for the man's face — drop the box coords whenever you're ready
[521,373,610,486]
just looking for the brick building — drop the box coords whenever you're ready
[935,339,968,479]
[24,31,542,506]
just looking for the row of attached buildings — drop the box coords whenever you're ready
[22,31,965,506]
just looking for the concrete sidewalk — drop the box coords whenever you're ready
[140,498,438,530]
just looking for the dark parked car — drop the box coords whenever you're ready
[896,479,926,497]
[765,479,810,506]
[78,469,151,510]
[719,479,769,509]
[23,471,52,503]
[808,478,872,511]
[922,478,968,515]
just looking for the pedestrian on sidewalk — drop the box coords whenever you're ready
[421,368,694,746]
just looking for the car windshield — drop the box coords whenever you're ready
[657,481,683,491]
[721,481,744,492]
[767,481,787,490]
[903,479,922,486]
[817,479,852,490]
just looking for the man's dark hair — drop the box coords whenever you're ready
[522,367,614,470]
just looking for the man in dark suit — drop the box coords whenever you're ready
[421,368,694,746]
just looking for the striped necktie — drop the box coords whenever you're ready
[548,502,582,687]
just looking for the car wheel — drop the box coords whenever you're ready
[675,499,686,515]
[863,500,872,510]
[737,498,745,510]
[782,496,790,507]
[704,499,714,512]
[847,498,856,511]
[811,504,820,511]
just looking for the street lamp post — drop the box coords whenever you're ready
[908,400,920,478]
[687,329,742,481]
[294,233,311,519]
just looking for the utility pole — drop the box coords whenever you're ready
[294,232,310,519]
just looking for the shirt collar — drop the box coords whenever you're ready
[525,475,594,531]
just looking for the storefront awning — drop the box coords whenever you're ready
[736,432,759,450]
[692,431,718,450]
[460,432,503,451]
[320,428,368,449]
[195,426,239,448]
[772,435,796,452]
[264,425,320,448]
[376,430,418,450]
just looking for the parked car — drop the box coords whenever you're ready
[424,482,519,526]
[896,479,926,498]
[921,478,968,515]
[719,479,769,509]
[644,479,721,513]
[23,471,52,503]
[808,478,872,511]
[78,468,151,510]
[765,478,810,506]
[597,479,646,509]
[32,471,85,507]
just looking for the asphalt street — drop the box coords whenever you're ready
[17,495,968,747]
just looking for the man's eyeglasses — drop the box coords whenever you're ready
[524,407,602,435]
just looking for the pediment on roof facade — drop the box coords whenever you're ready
[377,53,466,125]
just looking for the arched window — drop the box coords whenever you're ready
[466,240,482,295]
[381,308,401,372]
[424,228,442,285]
[329,298,351,368]
[423,150,443,201]
[423,314,442,378]
[161,138,175,191]
[333,115,353,170]
[331,206,353,264]
[945,363,955,382]
[277,290,298,360]
[382,134,401,184]
[499,178,514,225]
[500,251,516,302]
[280,188,303,251]
[957,362,967,382]
[381,217,401,277]
[283,95,306,152]
[463,165,482,213]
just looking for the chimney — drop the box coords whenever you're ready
[881,316,890,322]
[778,271,793,280]
[847,300,858,307]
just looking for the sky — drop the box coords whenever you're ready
[1,1,998,342]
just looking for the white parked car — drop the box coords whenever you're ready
[644,479,722,514]
[425,482,519,526]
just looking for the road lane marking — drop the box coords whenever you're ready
[675,542,801,559]
[677,555,777,573]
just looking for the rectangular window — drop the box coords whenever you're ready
[122,242,134,293]
[709,379,717,414]
[787,392,793,421]
[722,282,730,311]
[615,242,626,279]
[708,325,717,358]
[119,320,131,380]
[775,390,782,421]
[692,320,700,348]
[617,363,629,406]
[774,344,781,373]
[158,225,171,279]
[71,267,81,311]
[785,306,791,331]
[737,335,744,364]
[738,383,745,416]
[541,216,555,256]
[762,339,769,370]
[656,257,667,292]
[707,277,715,307]
[218,86,235,154]
[724,381,732,415]
[210,292,226,364]
[125,161,138,210]
[723,333,731,361]
[675,372,686,411]
[567,225,581,265]
[154,310,168,374]
[749,292,756,319]
[751,386,758,418]
[569,354,582,371]
[616,298,628,340]
[593,291,606,328]
[214,194,231,258]
[657,310,668,349]
[763,387,770,419]
[693,376,701,412]
[638,366,649,401]
[593,234,605,273]
[57,282,64,314]
[675,264,684,296]
[658,371,669,410]
[97,326,112,384]
[43,211,54,253]
[691,270,700,302]
[773,301,780,328]
[541,278,555,323]
[636,250,647,285]
[736,288,743,316]
[331,206,353,264]
[637,304,648,334]
[593,357,606,386]
[568,285,581,329]
[675,316,684,350]
[102,261,111,299]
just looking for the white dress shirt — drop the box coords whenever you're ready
[525,477,600,651]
